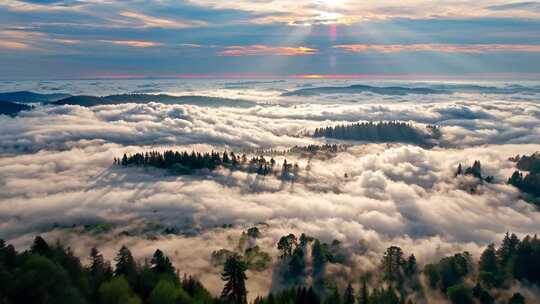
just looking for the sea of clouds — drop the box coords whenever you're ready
[1,79,540,298]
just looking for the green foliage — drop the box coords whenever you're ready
[181,275,215,304]
[423,264,440,289]
[88,247,113,300]
[324,286,341,304]
[510,235,540,284]
[508,292,525,304]
[0,237,216,304]
[455,161,494,182]
[313,121,438,147]
[514,152,540,173]
[12,255,87,304]
[343,283,355,304]
[118,150,297,178]
[148,279,192,304]
[211,249,236,267]
[244,246,272,271]
[30,236,50,256]
[247,227,261,239]
[472,283,494,304]
[446,284,473,304]
[424,252,471,292]
[83,223,114,234]
[508,152,540,201]
[478,244,503,288]
[114,245,138,285]
[312,240,327,276]
[268,287,320,304]
[358,278,369,304]
[380,246,405,287]
[369,286,399,304]
[99,277,141,304]
[221,255,248,304]
[151,249,176,278]
[2,231,540,304]
[288,246,307,286]
[277,234,298,259]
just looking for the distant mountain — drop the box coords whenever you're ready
[428,84,540,94]
[0,100,32,116]
[283,84,540,97]
[53,94,256,108]
[283,84,446,96]
[0,91,71,103]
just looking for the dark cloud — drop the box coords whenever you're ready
[486,1,540,11]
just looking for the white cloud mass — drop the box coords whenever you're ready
[1,79,540,299]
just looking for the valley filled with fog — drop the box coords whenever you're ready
[1,79,540,301]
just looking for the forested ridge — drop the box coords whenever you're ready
[312,122,440,147]
[241,144,348,157]
[1,232,538,304]
[116,150,299,178]
[507,153,540,203]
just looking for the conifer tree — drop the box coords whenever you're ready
[150,249,175,277]
[344,283,355,304]
[114,245,138,284]
[358,278,369,304]
[221,255,248,304]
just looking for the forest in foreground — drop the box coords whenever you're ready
[1,231,538,304]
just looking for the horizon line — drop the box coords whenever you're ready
[3,73,540,81]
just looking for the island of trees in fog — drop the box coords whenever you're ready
[241,144,348,157]
[312,122,441,147]
[1,231,538,304]
[116,150,299,178]
[507,153,540,205]
[455,160,495,183]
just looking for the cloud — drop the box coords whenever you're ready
[98,39,162,48]
[218,45,318,56]
[334,44,540,54]
[486,1,540,12]
[0,39,28,49]
[119,11,207,29]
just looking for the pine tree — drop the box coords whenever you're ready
[405,254,417,276]
[343,283,355,304]
[478,244,499,288]
[114,245,138,284]
[497,232,519,267]
[277,234,297,259]
[121,153,128,166]
[150,249,175,277]
[508,293,525,304]
[381,246,405,286]
[221,255,248,304]
[325,287,341,304]
[456,163,463,176]
[358,278,369,304]
[89,247,113,299]
[30,236,50,256]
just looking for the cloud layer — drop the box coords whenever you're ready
[1,79,540,297]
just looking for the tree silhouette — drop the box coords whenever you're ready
[343,283,355,304]
[114,245,138,285]
[358,277,369,304]
[150,249,175,278]
[221,255,248,304]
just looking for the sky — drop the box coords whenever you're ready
[1,0,540,79]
